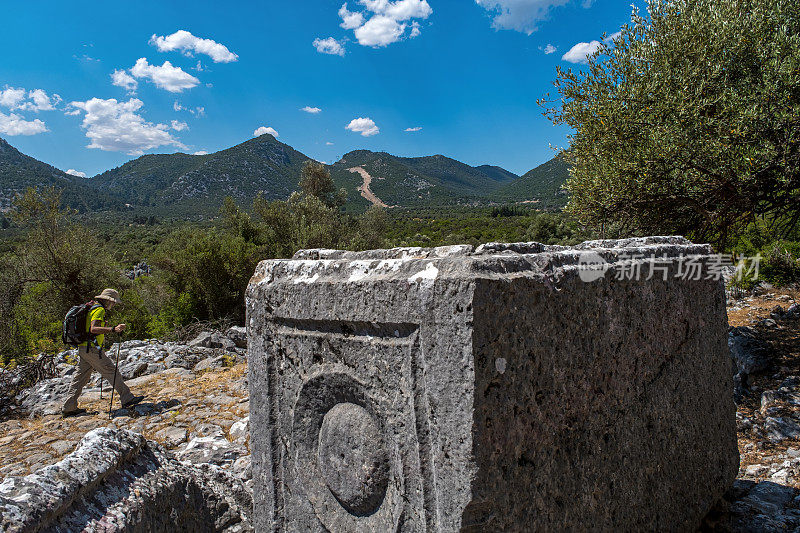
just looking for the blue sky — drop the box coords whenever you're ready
[0,0,639,177]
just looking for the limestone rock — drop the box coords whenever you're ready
[765,417,800,443]
[745,464,768,477]
[120,359,148,380]
[194,355,227,373]
[216,336,237,351]
[190,331,216,348]
[146,362,166,375]
[190,331,237,351]
[729,325,774,398]
[246,237,738,531]
[713,480,800,532]
[0,427,252,532]
[48,440,75,455]
[729,326,774,376]
[15,375,72,417]
[177,433,247,468]
[229,416,249,444]
[233,455,252,480]
[164,348,208,370]
[154,426,188,448]
[226,326,248,348]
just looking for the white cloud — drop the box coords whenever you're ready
[174,102,205,117]
[0,87,61,112]
[0,111,48,135]
[358,0,432,20]
[171,120,188,131]
[111,69,138,92]
[358,0,385,10]
[65,169,87,178]
[333,0,432,48]
[313,37,346,56]
[74,54,100,63]
[475,0,570,35]
[150,30,238,63]
[339,3,365,29]
[562,40,602,64]
[346,117,379,137]
[129,58,200,92]
[254,126,279,138]
[326,141,334,145]
[193,150,209,155]
[23,89,61,111]
[559,30,618,64]
[378,0,432,20]
[301,106,322,114]
[0,87,26,109]
[68,97,184,155]
[405,126,422,132]
[355,15,406,47]
[542,43,556,54]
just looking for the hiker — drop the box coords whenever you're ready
[62,289,144,417]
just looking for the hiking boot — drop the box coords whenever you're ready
[62,408,88,418]
[122,395,145,409]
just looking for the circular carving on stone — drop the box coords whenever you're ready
[291,368,403,531]
[317,402,390,516]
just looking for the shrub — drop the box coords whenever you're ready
[761,241,800,286]
[155,227,262,323]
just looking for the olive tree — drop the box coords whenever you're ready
[298,161,347,209]
[544,0,800,245]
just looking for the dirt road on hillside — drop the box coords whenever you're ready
[348,166,393,208]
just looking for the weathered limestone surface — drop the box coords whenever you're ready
[246,236,739,532]
[0,427,252,532]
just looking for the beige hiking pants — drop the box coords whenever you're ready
[62,345,133,412]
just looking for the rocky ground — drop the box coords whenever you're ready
[1,294,800,530]
[702,287,800,531]
[728,289,800,488]
[0,328,252,488]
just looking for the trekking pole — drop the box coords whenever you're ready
[108,341,121,419]
[99,343,104,400]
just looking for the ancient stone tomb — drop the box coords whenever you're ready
[246,237,738,531]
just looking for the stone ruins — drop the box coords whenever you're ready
[0,427,252,532]
[246,237,739,531]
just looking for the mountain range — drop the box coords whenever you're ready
[0,134,569,215]
[0,138,120,213]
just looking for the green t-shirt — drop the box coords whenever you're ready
[80,305,106,348]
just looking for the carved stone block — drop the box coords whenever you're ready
[246,237,738,531]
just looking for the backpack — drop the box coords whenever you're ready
[62,302,103,346]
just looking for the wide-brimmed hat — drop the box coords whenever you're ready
[94,288,122,304]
